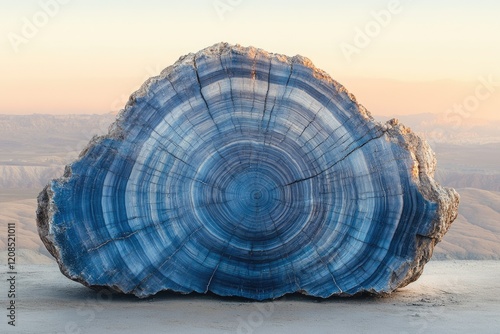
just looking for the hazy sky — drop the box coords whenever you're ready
[1,0,499,119]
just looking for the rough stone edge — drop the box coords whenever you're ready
[386,119,460,291]
[36,42,459,298]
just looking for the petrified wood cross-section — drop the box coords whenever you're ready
[37,43,459,300]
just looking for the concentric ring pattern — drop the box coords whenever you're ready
[37,43,459,299]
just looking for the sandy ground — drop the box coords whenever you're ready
[1,261,499,334]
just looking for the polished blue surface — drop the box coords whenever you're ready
[47,44,439,299]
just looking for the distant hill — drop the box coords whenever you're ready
[0,114,115,190]
[375,113,500,145]
[375,113,500,191]
[0,198,53,263]
[434,188,500,260]
[0,113,115,166]
[433,143,500,192]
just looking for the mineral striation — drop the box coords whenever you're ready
[37,43,459,300]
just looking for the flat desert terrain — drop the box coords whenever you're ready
[1,261,499,334]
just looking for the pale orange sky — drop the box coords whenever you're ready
[1,1,499,119]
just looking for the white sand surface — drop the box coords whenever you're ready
[1,260,499,334]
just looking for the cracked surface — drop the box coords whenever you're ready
[37,43,459,300]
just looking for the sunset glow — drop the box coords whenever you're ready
[2,0,499,119]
